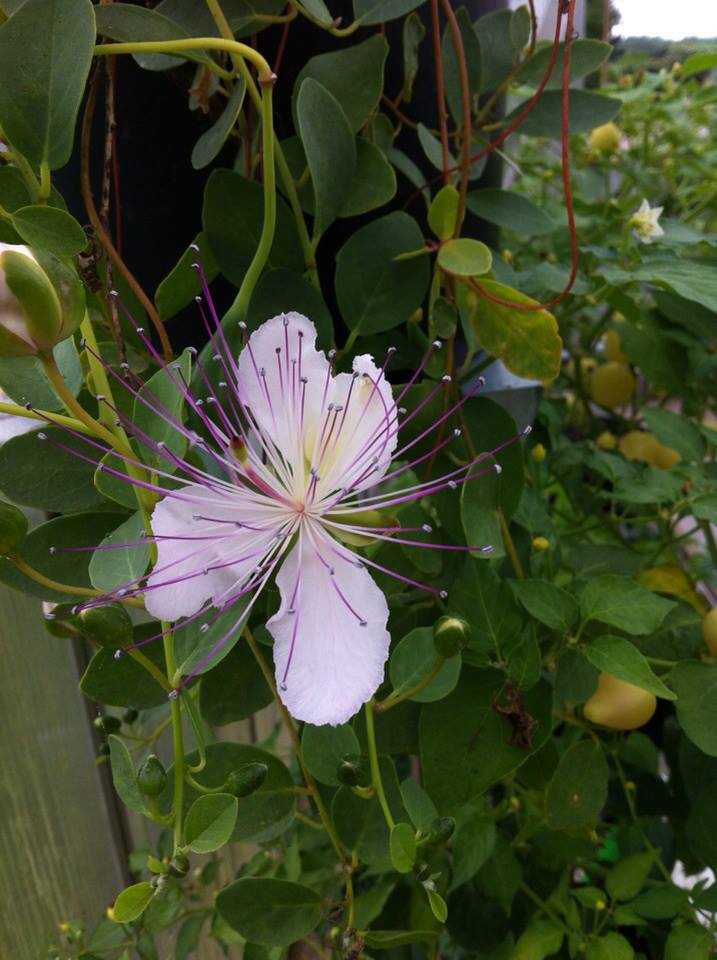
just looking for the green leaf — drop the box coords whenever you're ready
[335,211,429,335]
[112,882,155,924]
[175,601,249,678]
[466,188,556,236]
[155,233,218,322]
[518,39,612,89]
[108,735,145,814]
[441,7,481,124]
[203,169,303,288]
[389,626,461,702]
[353,0,424,25]
[586,932,633,960]
[11,205,86,256]
[417,122,454,172]
[199,637,273,725]
[0,0,95,168]
[94,3,211,71]
[301,722,360,786]
[510,4,531,50]
[80,631,168,709]
[629,884,688,920]
[420,668,552,813]
[605,852,654,901]
[175,915,205,960]
[153,0,285,43]
[185,793,238,853]
[640,407,704,462]
[450,558,522,657]
[670,662,717,756]
[0,426,106,512]
[216,878,323,946]
[467,279,562,382]
[89,512,149,594]
[427,889,448,923]
[509,90,620,137]
[476,8,515,91]
[389,821,416,873]
[297,79,356,239]
[293,35,388,134]
[580,575,676,635]
[545,740,608,830]
[634,258,717,317]
[132,348,191,470]
[0,336,81,412]
[191,78,247,170]
[510,579,578,631]
[438,238,492,277]
[450,801,496,890]
[682,52,717,77]
[364,930,437,949]
[584,635,676,700]
[428,186,460,241]
[174,742,295,843]
[340,138,396,219]
[512,918,564,960]
[402,11,425,102]
[664,924,713,959]
[298,0,332,24]
[400,779,438,833]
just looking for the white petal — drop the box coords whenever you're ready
[316,353,397,498]
[236,312,329,473]
[144,484,281,621]
[0,390,38,445]
[268,525,390,725]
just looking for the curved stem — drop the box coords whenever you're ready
[94,38,274,82]
[374,657,445,713]
[364,700,394,830]
[0,399,91,435]
[10,554,142,607]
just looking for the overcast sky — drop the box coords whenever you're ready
[613,0,717,40]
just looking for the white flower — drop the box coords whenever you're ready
[55,281,518,726]
[630,199,664,245]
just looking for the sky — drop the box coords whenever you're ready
[613,0,717,40]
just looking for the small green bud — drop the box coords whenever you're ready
[223,762,268,798]
[137,754,168,797]
[79,603,133,649]
[413,860,431,881]
[428,816,455,844]
[168,854,190,878]
[0,243,84,356]
[433,615,470,658]
[122,708,139,725]
[0,500,28,555]
[93,714,122,737]
[336,758,362,787]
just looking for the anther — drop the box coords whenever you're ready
[328,349,336,359]
[477,376,486,387]
[359,619,367,627]
[188,346,198,355]
[279,682,288,691]
[328,567,335,576]
[219,381,227,388]
[136,327,144,334]
[481,545,494,554]
[522,425,533,436]
[448,480,457,489]
[260,367,266,377]
[453,428,461,437]
[282,316,289,326]
[200,624,210,634]
[238,321,247,330]
[109,289,119,299]
[275,347,281,354]
[38,432,47,440]
[189,243,200,252]
[494,464,503,475]
[441,375,452,382]
[114,649,122,660]
[297,330,304,338]
[191,262,200,271]
[194,295,202,303]
[398,407,407,414]
[287,607,295,615]
[387,346,397,355]
[79,337,86,349]
[422,524,432,533]
[300,376,308,384]
[49,546,56,554]
[168,689,179,699]
[432,340,442,349]
[114,419,121,427]
[120,361,130,370]
[24,402,32,411]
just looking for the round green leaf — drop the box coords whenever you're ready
[302,722,361,786]
[184,793,238,854]
[437,238,492,277]
[216,878,323,946]
[112,882,154,924]
[428,185,460,241]
[545,740,608,830]
[390,821,417,873]
[389,627,461,703]
[11,205,87,257]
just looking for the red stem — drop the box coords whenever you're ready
[430,0,450,182]
[439,0,471,234]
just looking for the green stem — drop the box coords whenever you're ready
[0,399,91,434]
[11,149,42,202]
[375,658,445,713]
[499,508,525,579]
[93,38,274,82]
[164,624,185,851]
[38,161,51,202]
[364,700,394,829]
[9,554,144,609]
[613,754,672,883]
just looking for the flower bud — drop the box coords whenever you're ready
[0,499,28,554]
[433,615,470,658]
[588,122,621,154]
[93,714,122,737]
[223,761,268,798]
[78,603,133,649]
[428,816,455,844]
[530,443,546,463]
[168,854,190,878]
[532,536,550,552]
[336,757,362,787]
[137,754,168,797]
[0,243,85,357]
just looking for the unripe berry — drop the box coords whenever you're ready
[596,430,617,451]
[137,754,168,797]
[336,758,362,787]
[93,714,122,737]
[584,673,656,730]
[590,362,635,408]
[603,328,628,364]
[532,536,550,552]
[588,122,622,153]
[618,430,660,465]
[223,762,268,798]
[531,443,546,463]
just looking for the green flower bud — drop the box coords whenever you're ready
[428,816,455,844]
[433,615,470,658]
[137,754,168,797]
[0,243,85,357]
[0,500,28,555]
[223,762,268,798]
[78,603,133,650]
[93,714,122,737]
[336,758,362,787]
[168,854,190,878]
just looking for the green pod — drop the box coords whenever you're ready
[0,500,28,555]
[79,603,133,650]
[34,248,85,341]
[224,762,268,798]
[137,754,168,797]
[93,714,122,737]
[0,246,63,351]
[433,615,471,658]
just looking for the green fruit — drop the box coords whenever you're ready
[336,758,362,787]
[79,604,133,650]
[93,715,122,737]
[137,754,168,797]
[223,762,268,798]
[0,500,28,555]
